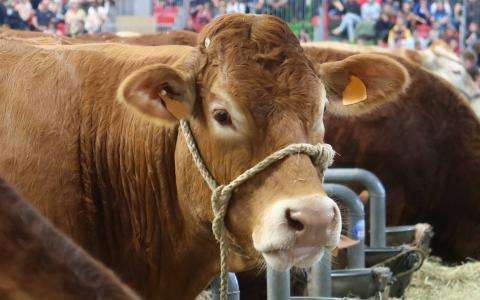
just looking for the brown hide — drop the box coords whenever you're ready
[305,46,480,261]
[0,39,214,299]
[0,177,139,300]
[75,30,198,46]
[0,17,411,299]
[0,28,198,47]
[0,15,350,299]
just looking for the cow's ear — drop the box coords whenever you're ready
[317,54,410,116]
[118,64,196,126]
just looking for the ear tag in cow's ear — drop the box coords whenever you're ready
[159,90,190,120]
[342,75,367,106]
[204,37,211,48]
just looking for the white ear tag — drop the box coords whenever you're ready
[205,37,211,48]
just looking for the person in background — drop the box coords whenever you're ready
[431,0,452,15]
[226,0,246,14]
[415,22,431,49]
[361,0,380,21]
[299,27,311,43]
[65,1,86,36]
[213,0,227,17]
[356,0,380,42]
[451,2,462,29]
[431,0,450,33]
[0,0,6,26]
[101,0,116,33]
[332,0,362,43]
[413,0,431,24]
[6,4,23,29]
[15,0,33,29]
[473,42,480,68]
[466,22,479,49]
[388,15,414,49]
[246,0,265,14]
[429,21,441,42]
[383,0,400,15]
[33,2,55,32]
[85,1,103,33]
[268,0,288,21]
[443,24,459,52]
[462,49,479,81]
[194,2,212,31]
[58,0,69,19]
[31,0,42,10]
[401,1,419,30]
[382,2,397,22]
[375,12,394,46]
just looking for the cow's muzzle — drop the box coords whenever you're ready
[253,195,341,271]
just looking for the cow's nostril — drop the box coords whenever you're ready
[285,208,305,231]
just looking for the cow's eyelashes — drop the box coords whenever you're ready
[213,109,232,126]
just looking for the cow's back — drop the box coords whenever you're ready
[0,40,194,249]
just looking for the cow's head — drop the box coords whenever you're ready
[118,14,409,272]
[404,43,480,101]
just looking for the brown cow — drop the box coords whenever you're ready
[0,28,197,47]
[0,14,409,299]
[0,28,73,44]
[0,177,140,300]
[75,30,198,46]
[304,45,480,261]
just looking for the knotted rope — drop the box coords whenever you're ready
[179,119,335,300]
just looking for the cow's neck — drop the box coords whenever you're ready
[80,101,218,298]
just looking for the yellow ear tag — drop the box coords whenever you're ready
[160,90,190,120]
[342,75,367,106]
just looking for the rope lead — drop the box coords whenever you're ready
[180,119,335,300]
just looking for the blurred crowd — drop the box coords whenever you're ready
[162,0,479,51]
[158,0,478,80]
[327,0,479,53]
[1,0,479,81]
[0,0,116,36]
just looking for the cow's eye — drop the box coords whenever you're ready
[213,109,232,126]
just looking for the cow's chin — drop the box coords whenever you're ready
[261,247,325,271]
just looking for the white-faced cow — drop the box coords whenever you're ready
[0,14,409,299]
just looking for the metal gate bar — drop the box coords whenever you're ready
[324,184,365,269]
[324,169,386,248]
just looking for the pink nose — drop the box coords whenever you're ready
[286,207,335,230]
[284,197,338,246]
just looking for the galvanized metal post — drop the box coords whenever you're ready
[324,184,365,268]
[460,0,468,50]
[311,250,332,297]
[267,267,290,300]
[211,273,240,300]
[325,168,386,248]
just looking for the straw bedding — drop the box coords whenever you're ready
[403,257,480,299]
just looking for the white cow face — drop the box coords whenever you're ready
[422,47,480,103]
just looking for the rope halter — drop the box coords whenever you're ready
[179,119,335,300]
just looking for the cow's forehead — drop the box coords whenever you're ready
[201,62,322,132]
[195,14,323,126]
